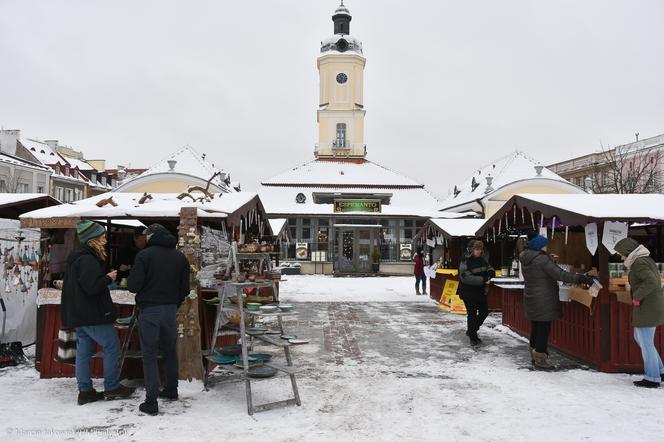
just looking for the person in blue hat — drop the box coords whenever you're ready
[61,220,136,405]
[519,232,594,370]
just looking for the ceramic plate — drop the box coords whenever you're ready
[217,344,242,356]
[248,353,273,362]
[247,366,277,378]
[280,335,297,340]
[233,360,263,369]
[288,339,309,345]
[209,354,236,364]
[266,330,282,335]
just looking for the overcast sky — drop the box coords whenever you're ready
[1,0,663,198]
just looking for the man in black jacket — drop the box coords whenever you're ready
[128,223,190,416]
[458,240,495,346]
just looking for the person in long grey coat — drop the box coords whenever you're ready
[614,237,664,388]
[519,234,593,369]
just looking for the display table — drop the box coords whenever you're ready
[36,289,140,379]
[430,269,502,312]
[501,286,664,373]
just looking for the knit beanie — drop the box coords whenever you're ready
[527,234,549,250]
[614,237,640,256]
[76,220,105,244]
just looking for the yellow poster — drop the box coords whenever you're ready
[438,279,467,315]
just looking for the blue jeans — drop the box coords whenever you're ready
[415,275,427,293]
[138,304,178,402]
[633,327,664,382]
[75,324,120,392]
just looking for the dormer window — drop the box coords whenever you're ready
[55,165,61,175]
[91,173,97,184]
[64,166,70,176]
[101,176,107,186]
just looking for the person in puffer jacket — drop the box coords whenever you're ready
[614,237,664,388]
[519,234,593,370]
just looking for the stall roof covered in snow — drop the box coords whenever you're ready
[262,159,423,188]
[439,151,582,212]
[476,193,664,235]
[19,191,266,229]
[428,218,488,238]
[119,146,234,192]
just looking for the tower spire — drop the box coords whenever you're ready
[333,1,352,35]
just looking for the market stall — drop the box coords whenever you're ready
[19,191,278,379]
[414,218,503,311]
[475,193,664,373]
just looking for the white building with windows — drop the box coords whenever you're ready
[0,129,52,195]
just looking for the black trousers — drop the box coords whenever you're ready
[138,304,179,402]
[529,321,551,353]
[461,294,488,338]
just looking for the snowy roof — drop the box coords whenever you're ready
[320,34,363,55]
[0,152,51,172]
[429,218,488,238]
[0,193,58,207]
[439,151,578,211]
[122,146,233,192]
[20,191,262,223]
[62,156,95,171]
[21,139,67,166]
[476,193,664,235]
[259,185,440,217]
[262,159,423,188]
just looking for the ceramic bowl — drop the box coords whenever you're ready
[259,305,278,313]
[278,304,293,312]
[246,303,261,311]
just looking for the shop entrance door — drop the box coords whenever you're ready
[334,225,381,273]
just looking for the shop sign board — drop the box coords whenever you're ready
[295,243,309,260]
[333,199,381,213]
[400,243,412,261]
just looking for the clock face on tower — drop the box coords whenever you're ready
[336,73,348,84]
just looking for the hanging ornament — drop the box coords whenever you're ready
[551,217,557,240]
[521,207,525,224]
[565,226,569,245]
[540,213,544,230]
[13,276,20,287]
[505,212,509,230]
[530,212,535,229]
[498,218,502,235]
[4,283,10,293]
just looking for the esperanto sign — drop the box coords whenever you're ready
[333,199,381,213]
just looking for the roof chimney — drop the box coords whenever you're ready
[44,140,58,150]
[534,165,544,176]
[167,160,177,171]
[117,165,127,183]
[484,175,494,194]
[0,129,20,155]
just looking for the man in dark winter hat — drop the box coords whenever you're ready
[128,223,190,415]
[614,237,664,388]
[458,240,495,346]
[62,220,135,405]
[520,233,593,370]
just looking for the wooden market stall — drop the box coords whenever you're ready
[475,193,664,373]
[414,218,503,311]
[19,191,276,380]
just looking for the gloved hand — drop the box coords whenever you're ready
[632,300,641,307]
[579,275,595,286]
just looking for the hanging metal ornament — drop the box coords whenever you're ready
[565,226,569,245]
[530,212,535,229]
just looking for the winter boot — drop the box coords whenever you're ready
[532,351,555,371]
[139,400,159,416]
[77,389,104,406]
[529,347,535,365]
[422,290,428,296]
[158,389,179,400]
[104,384,136,400]
[415,288,421,296]
[633,379,660,389]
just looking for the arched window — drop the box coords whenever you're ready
[336,123,347,148]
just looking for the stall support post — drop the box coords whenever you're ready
[597,221,612,371]
[175,207,205,381]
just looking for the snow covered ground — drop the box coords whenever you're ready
[0,275,662,441]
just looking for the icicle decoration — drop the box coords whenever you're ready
[551,217,557,240]
[530,212,535,229]
[498,218,502,235]
[521,207,525,224]
[505,212,509,230]
[540,213,544,229]
[565,226,569,245]
[492,227,496,243]
[513,205,517,226]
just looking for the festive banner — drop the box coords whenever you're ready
[585,223,598,255]
[602,221,628,255]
